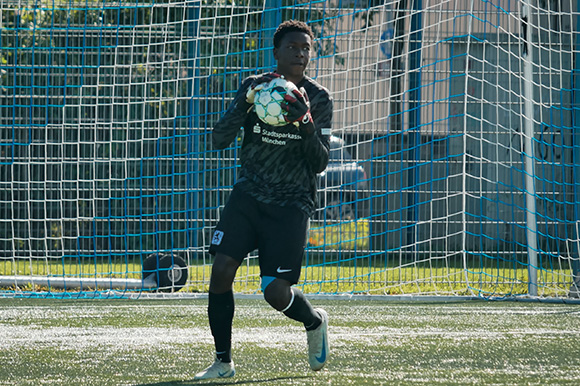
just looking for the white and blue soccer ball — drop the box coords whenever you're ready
[254,77,298,127]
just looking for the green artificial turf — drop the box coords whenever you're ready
[0,298,579,385]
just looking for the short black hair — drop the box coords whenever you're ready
[273,20,315,49]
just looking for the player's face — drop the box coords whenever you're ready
[274,31,312,85]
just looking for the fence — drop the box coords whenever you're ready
[0,0,578,299]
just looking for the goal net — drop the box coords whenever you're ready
[0,0,579,299]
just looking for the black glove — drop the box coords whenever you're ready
[282,87,315,137]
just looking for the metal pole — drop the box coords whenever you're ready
[570,0,580,295]
[407,0,423,257]
[262,0,282,71]
[188,2,200,249]
[521,2,539,296]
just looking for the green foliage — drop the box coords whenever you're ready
[0,1,187,127]
[0,0,346,130]
[0,0,365,256]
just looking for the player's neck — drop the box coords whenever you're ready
[275,71,304,86]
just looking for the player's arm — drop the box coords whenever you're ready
[212,77,253,150]
[212,73,280,150]
[283,88,332,173]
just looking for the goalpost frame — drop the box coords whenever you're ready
[521,0,540,297]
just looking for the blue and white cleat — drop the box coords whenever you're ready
[193,358,235,380]
[307,308,329,371]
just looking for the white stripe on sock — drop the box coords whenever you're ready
[280,288,295,313]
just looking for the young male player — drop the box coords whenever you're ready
[194,20,333,380]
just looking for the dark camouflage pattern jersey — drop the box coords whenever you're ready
[212,75,333,216]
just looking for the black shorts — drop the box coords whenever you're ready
[208,186,309,285]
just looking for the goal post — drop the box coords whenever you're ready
[0,0,579,300]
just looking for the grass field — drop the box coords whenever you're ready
[1,297,579,385]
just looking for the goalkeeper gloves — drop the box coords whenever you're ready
[282,87,315,137]
[234,73,281,113]
[245,72,281,105]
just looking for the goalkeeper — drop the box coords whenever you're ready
[194,20,333,380]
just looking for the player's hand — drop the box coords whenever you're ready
[282,87,315,136]
[245,72,281,104]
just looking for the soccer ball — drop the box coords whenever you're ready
[254,77,298,127]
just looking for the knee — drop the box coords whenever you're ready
[210,254,239,293]
[263,278,292,311]
[212,255,237,275]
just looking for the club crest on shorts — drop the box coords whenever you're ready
[211,230,224,245]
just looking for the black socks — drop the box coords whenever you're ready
[208,290,235,363]
[282,288,322,331]
[208,288,321,365]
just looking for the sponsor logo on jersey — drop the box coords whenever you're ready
[260,127,302,146]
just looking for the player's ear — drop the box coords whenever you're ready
[273,47,279,61]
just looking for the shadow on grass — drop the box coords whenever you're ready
[137,376,311,386]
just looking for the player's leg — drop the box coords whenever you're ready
[194,253,239,380]
[259,203,329,371]
[263,277,319,328]
[262,277,329,371]
[208,253,240,363]
[195,188,258,380]
[259,201,318,321]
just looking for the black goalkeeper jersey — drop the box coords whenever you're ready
[212,75,333,216]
